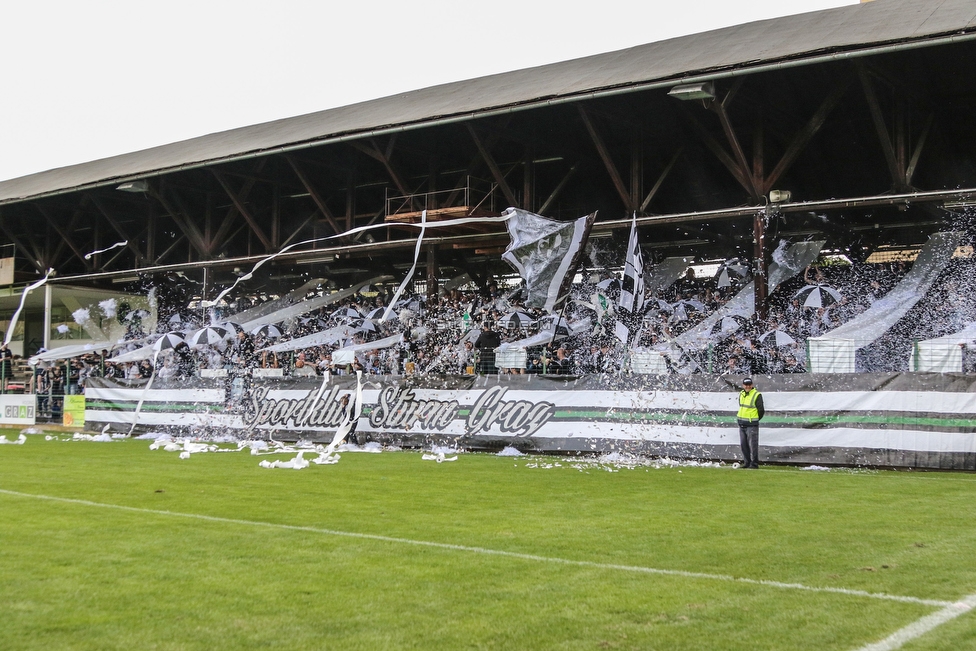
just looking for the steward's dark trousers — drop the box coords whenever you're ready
[738,420,760,467]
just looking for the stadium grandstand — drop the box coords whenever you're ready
[1,0,976,468]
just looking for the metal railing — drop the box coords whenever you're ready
[385,176,501,219]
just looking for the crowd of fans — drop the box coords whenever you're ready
[19,254,976,410]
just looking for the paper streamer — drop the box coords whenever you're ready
[204,210,511,309]
[380,209,426,322]
[5,269,54,346]
[126,351,160,436]
[314,371,365,464]
[85,241,128,260]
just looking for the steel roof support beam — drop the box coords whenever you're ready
[35,205,91,271]
[49,199,94,270]
[857,63,906,191]
[640,150,681,213]
[538,162,580,215]
[211,160,267,247]
[443,116,511,208]
[154,232,187,265]
[211,170,273,251]
[349,137,411,199]
[466,124,519,208]
[88,195,147,265]
[906,113,933,188]
[0,209,46,272]
[24,214,50,270]
[763,77,851,194]
[578,106,635,212]
[709,91,761,201]
[149,183,211,259]
[279,209,319,249]
[687,113,755,197]
[284,155,345,237]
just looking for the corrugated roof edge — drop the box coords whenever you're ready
[2,0,975,205]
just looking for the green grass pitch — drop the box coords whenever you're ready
[1,431,975,650]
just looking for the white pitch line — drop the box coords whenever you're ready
[0,488,954,608]
[855,593,976,651]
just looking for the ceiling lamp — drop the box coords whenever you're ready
[116,180,149,193]
[667,82,715,101]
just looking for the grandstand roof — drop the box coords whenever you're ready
[2,0,974,205]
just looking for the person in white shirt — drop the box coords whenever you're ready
[157,358,178,379]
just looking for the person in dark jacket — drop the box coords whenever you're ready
[474,322,501,374]
[173,342,196,379]
[736,377,765,469]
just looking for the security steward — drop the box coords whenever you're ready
[736,377,764,469]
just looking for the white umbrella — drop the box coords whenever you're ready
[674,298,706,311]
[152,332,185,352]
[364,306,396,321]
[795,284,842,308]
[759,329,797,347]
[351,318,378,333]
[538,315,572,337]
[330,306,362,321]
[669,299,706,323]
[710,315,747,335]
[251,324,283,339]
[395,296,425,312]
[188,325,233,346]
[596,278,621,293]
[716,261,749,288]
[499,311,534,328]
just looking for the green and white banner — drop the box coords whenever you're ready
[84,373,976,469]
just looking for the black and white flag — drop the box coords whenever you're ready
[614,213,645,343]
[502,208,596,313]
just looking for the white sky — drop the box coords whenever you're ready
[0,0,856,183]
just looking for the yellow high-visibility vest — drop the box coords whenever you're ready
[737,389,762,421]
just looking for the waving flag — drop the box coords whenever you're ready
[501,208,596,312]
[614,213,645,343]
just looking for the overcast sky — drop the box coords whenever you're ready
[0,0,856,183]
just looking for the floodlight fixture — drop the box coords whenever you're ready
[943,199,976,210]
[769,190,792,203]
[668,82,715,101]
[296,255,336,265]
[116,180,149,193]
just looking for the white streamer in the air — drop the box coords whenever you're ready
[203,212,511,309]
[380,209,426,322]
[5,269,54,345]
[85,241,128,260]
